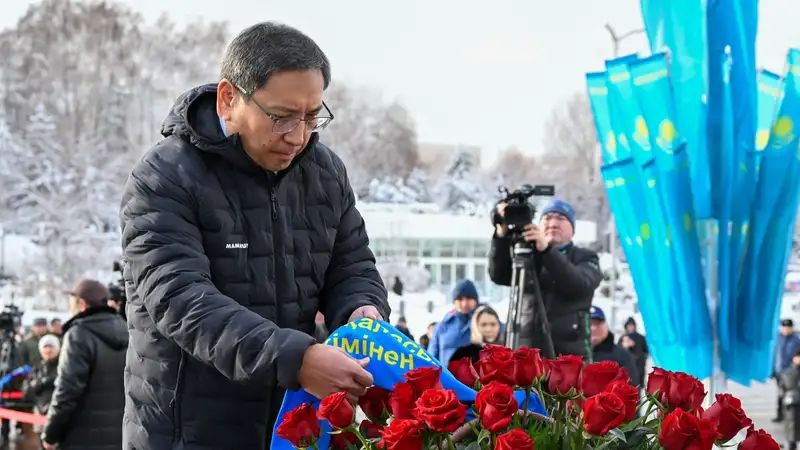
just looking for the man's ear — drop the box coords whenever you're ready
[217,79,238,121]
[79,298,89,312]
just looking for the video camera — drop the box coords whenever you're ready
[494,184,556,234]
[0,304,22,336]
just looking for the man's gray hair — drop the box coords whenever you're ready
[220,21,331,94]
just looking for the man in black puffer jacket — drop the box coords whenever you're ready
[489,199,602,360]
[41,280,128,449]
[120,22,390,450]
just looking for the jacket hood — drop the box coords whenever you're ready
[160,83,319,176]
[63,307,129,351]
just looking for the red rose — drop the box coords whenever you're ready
[476,345,516,386]
[379,418,425,450]
[701,393,752,441]
[414,388,468,432]
[358,386,391,421]
[331,430,358,450]
[658,408,718,450]
[513,347,545,387]
[448,357,479,388]
[738,425,779,450]
[495,428,534,450]
[582,391,627,436]
[646,367,671,403]
[580,361,628,397]
[604,380,640,421]
[276,403,320,448]
[665,372,706,413]
[475,382,518,432]
[359,419,383,439]
[404,366,443,395]
[388,381,417,419]
[546,355,584,396]
[317,392,355,429]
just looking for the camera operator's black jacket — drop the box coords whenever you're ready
[119,84,390,450]
[489,235,602,359]
[41,306,128,449]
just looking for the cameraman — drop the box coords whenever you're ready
[489,199,602,360]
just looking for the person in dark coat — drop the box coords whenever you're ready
[392,276,404,296]
[395,317,414,341]
[41,280,128,450]
[119,22,390,450]
[781,347,800,449]
[620,317,649,388]
[489,199,603,359]
[22,334,60,415]
[775,318,800,422]
[589,306,639,387]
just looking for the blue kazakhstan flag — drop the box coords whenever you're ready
[639,0,712,219]
[628,53,712,378]
[271,319,547,450]
[603,58,679,360]
[742,49,800,381]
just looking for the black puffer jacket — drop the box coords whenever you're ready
[120,84,389,449]
[41,307,128,449]
[489,238,602,359]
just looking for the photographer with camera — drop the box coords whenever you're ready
[489,198,602,360]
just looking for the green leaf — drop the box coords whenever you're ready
[477,429,491,445]
[608,428,627,443]
[624,433,648,448]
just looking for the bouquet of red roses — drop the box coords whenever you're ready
[277,345,779,450]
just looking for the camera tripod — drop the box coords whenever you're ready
[504,239,556,359]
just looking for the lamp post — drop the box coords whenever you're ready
[603,24,644,332]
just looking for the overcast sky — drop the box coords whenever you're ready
[3,1,799,165]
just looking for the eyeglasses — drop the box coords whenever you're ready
[235,84,334,134]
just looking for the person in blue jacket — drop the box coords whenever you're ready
[775,319,800,422]
[428,279,481,364]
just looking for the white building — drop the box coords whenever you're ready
[359,202,598,302]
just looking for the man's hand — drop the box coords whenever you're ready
[42,441,55,450]
[348,305,382,322]
[298,344,373,402]
[522,223,551,252]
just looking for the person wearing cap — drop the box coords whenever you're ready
[620,317,649,388]
[589,306,639,386]
[428,279,482,365]
[40,279,128,450]
[490,198,602,359]
[774,318,800,422]
[19,317,49,368]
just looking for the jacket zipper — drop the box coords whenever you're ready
[170,352,187,443]
[270,188,278,220]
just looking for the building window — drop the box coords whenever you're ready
[424,264,436,286]
[405,239,420,258]
[473,241,490,258]
[439,241,454,258]
[456,241,471,258]
[441,264,452,287]
[422,240,437,257]
[455,264,467,281]
[474,264,487,285]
